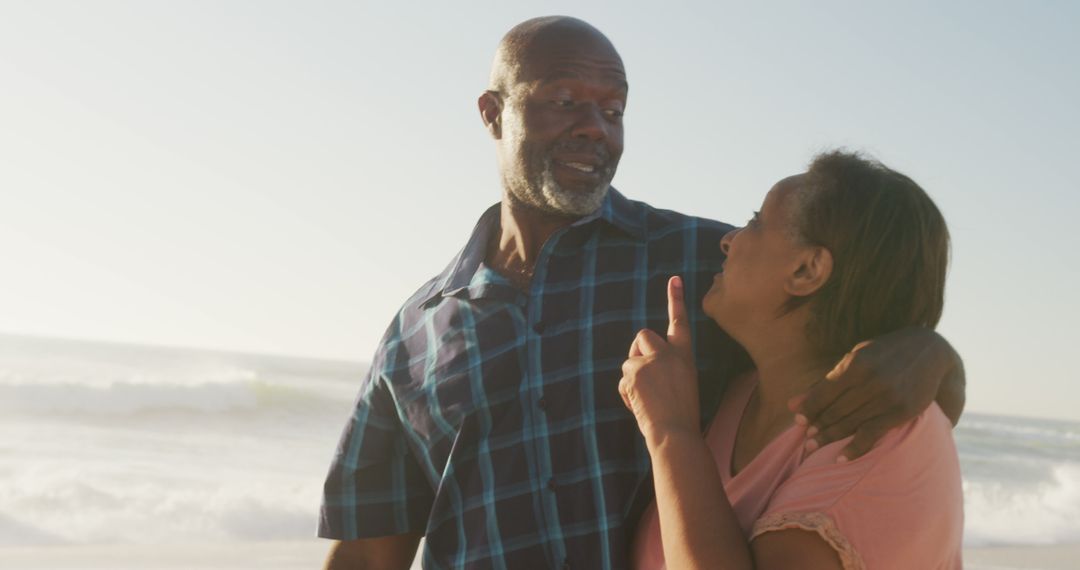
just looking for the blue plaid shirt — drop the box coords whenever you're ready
[319,189,742,569]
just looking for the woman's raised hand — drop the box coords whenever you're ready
[619,276,701,445]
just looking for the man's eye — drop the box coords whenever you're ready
[604,108,624,118]
[552,99,574,107]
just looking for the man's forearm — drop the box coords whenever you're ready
[935,348,966,426]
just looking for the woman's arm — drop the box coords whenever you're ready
[646,428,752,570]
[620,277,750,568]
[621,277,845,570]
[630,351,845,570]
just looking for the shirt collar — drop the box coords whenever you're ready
[594,187,646,240]
[418,188,645,308]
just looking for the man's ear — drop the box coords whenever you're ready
[786,246,833,298]
[478,91,503,139]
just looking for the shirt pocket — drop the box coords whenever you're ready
[395,328,523,447]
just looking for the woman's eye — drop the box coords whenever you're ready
[552,99,574,107]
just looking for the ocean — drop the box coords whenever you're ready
[2,334,1077,556]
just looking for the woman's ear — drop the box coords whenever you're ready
[786,246,833,297]
[478,91,503,139]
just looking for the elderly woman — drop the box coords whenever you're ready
[622,151,963,569]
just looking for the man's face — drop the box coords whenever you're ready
[495,39,627,217]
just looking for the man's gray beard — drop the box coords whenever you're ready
[510,160,609,218]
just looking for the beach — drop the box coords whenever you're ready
[0,541,332,570]
[2,334,1078,569]
[2,541,1080,569]
[965,544,1080,570]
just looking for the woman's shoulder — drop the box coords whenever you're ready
[778,403,960,508]
[754,403,964,568]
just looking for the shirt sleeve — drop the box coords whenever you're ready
[318,329,434,539]
[750,404,964,570]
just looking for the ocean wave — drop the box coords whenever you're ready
[960,416,1080,444]
[0,361,261,390]
[0,511,67,546]
[963,463,1080,546]
[0,378,332,415]
[0,465,320,545]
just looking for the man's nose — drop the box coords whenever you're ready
[570,104,612,140]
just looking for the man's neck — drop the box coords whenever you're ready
[486,196,579,289]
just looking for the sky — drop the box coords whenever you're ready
[1,1,1077,421]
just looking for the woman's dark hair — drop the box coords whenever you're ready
[792,150,950,357]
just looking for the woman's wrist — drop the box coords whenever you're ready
[643,422,703,454]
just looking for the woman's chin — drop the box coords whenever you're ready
[708,304,750,339]
[704,305,730,330]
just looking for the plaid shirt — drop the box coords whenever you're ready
[319,189,741,569]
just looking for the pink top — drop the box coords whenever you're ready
[632,372,963,570]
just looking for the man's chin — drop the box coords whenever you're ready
[541,182,609,217]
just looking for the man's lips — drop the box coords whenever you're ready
[560,161,597,173]
[553,154,606,175]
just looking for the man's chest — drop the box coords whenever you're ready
[390,296,654,447]
[386,230,730,459]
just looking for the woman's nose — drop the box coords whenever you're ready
[720,228,738,255]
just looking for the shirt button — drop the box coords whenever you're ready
[547,478,557,492]
[537,397,547,410]
[533,321,545,334]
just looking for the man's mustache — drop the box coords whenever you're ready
[549,140,612,162]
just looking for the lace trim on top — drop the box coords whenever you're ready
[751,512,865,570]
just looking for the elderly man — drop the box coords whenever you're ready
[319,16,964,570]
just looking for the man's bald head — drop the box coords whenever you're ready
[489,16,623,96]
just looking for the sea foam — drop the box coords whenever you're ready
[962,463,1080,546]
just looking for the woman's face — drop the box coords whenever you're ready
[703,175,809,335]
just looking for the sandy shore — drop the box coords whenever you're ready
[0,540,361,570]
[965,543,1080,570]
[1,540,1077,569]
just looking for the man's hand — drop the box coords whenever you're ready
[619,276,701,445]
[789,327,965,462]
